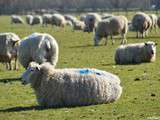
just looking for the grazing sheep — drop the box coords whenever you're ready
[149,14,158,32]
[64,14,77,24]
[132,12,152,38]
[18,33,59,69]
[73,20,85,31]
[26,15,34,25]
[157,17,160,28]
[51,13,66,27]
[31,15,43,25]
[94,15,128,46]
[115,41,156,64]
[0,33,20,70]
[42,14,52,27]
[84,13,101,32]
[11,15,24,24]
[21,62,122,107]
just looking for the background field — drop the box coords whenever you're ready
[0,12,160,120]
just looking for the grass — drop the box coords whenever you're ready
[0,13,160,120]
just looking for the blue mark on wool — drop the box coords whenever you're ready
[79,69,103,76]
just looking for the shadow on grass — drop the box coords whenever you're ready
[0,77,21,83]
[0,106,49,112]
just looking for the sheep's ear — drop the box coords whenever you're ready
[145,42,148,46]
[155,43,158,46]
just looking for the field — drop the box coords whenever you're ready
[0,13,160,120]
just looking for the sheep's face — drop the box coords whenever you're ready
[145,41,156,57]
[21,62,40,85]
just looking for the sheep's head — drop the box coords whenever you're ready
[21,62,41,85]
[144,41,157,57]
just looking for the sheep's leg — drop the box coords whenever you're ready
[111,35,115,45]
[104,36,108,45]
[121,34,126,44]
[9,61,12,70]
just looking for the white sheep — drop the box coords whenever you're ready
[149,14,158,32]
[132,12,152,38]
[18,33,59,69]
[73,20,85,31]
[0,32,20,70]
[115,41,156,64]
[94,15,128,46]
[42,14,52,27]
[51,13,66,27]
[11,15,24,24]
[84,13,101,32]
[21,62,122,107]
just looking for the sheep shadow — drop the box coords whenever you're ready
[0,77,21,83]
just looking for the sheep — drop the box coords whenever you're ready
[11,15,24,24]
[94,15,128,46]
[18,33,59,69]
[84,13,101,32]
[66,20,73,27]
[21,62,122,107]
[42,14,52,27]
[115,41,156,64]
[30,15,43,25]
[132,12,152,38]
[157,17,160,28]
[26,15,34,25]
[64,14,77,24]
[51,13,66,27]
[73,20,85,31]
[149,14,158,32]
[0,32,20,70]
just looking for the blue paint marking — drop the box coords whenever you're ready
[79,69,103,76]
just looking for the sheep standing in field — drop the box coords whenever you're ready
[0,33,20,70]
[115,41,156,64]
[21,62,122,107]
[94,15,128,46]
[132,12,152,38]
[149,14,158,32]
[11,15,24,24]
[42,14,52,27]
[157,17,160,28]
[26,15,34,25]
[18,33,59,69]
[51,13,66,27]
[73,20,85,31]
[30,15,43,25]
[84,13,101,32]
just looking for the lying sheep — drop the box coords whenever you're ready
[11,15,24,24]
[0,32,20,70]
[132,12,152,38]
[94,15,128,46]
[51,13,66,27]
[84,13,101,32]
[42,14,52,27]
[18,33,59,69]
[21,62,122,107]
[149,14,158,32]
[115,41,156,64]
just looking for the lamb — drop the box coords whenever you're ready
[115,41,156,64]
[21,62,122,107]
[94,15,128,46]
[84,13,101,32]
[132,12,152,38]
[149,14,158,32]
[11,15,24,24]
[51,13,66,27]
[42,14,52,27]
[18,33,59,69]
[0,32,20,70]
